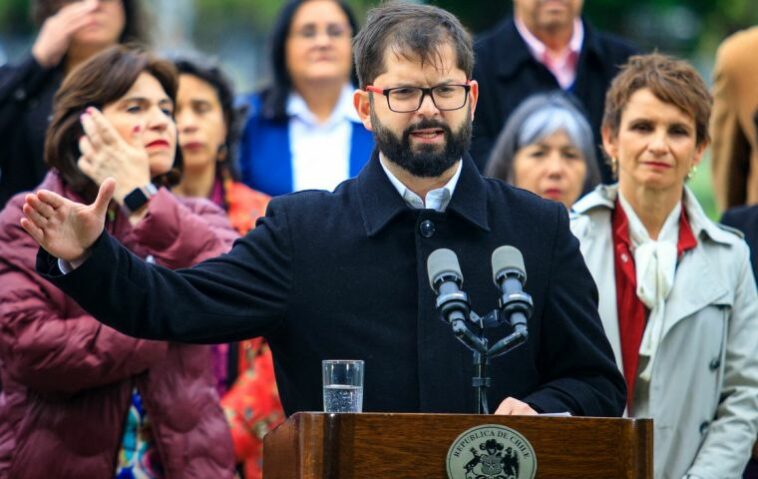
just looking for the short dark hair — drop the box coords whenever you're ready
[174,55,245,181]
[31,0,150,45]
[353,2,474,89]
[260,0,360,121]
[45,45,180,201]
[486,92,600,193]
[603,53,712,148]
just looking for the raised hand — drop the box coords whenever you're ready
[20,179,116,263]
[31,0,99,69]
[78,107,151,205]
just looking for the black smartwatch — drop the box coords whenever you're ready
[123,183,158,214]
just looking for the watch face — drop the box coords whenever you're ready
[124,187,149,213]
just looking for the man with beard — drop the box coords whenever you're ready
[471,0,636,181]
[23,3,625,418]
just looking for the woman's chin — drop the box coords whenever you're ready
[180,151,216,170]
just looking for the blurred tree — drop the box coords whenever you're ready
[0,0,32,36]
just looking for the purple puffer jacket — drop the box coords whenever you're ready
[0,172,238,478]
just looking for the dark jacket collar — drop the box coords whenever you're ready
[491,17,604,80]
[357,150,490,237]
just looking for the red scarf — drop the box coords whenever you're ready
[611,199,697,411]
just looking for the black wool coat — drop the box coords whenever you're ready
[471,18,637,182]
[38,153,626,417]
[0,56,62,207]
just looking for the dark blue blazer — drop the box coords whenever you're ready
[38,152,625,417]
[238,93,375,196]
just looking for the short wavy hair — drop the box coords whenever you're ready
[45,45,180,201]
[353,2,474,89]
[602,53,712,148]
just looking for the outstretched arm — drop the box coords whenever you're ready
[28,190,293,344]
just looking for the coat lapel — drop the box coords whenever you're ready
[662,242,731,339]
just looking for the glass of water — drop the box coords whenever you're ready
[322,359,364,413]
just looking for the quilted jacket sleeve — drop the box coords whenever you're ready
[0,194,168,394]
[131,189,238,268]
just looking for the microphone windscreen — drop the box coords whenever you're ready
[427,248,462,290]
[491,245,526,284]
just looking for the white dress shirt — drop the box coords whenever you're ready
[514,17,584,89]
[378,154,462,212]
[287,84,360,192]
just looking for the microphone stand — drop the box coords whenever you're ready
[439,304,531,415]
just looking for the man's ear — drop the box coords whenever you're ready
[354,89,374,131]
[468,79,479,120]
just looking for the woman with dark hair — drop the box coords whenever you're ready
[0,0,149,207]
[485,91,600,208]
[172,55,283,479]
[238,0,374,196]
[0,46,235,478]
[570,53,758,479]
[173,56,270,234]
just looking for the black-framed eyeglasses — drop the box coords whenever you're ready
[366,82,471,113]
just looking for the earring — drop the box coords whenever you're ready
[216,144,229,163]
[687,164,698,180]
[611,157,619,176]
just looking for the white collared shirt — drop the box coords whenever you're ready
[514,17,584,89]
[379,154,462,212]
[287,84,360,192]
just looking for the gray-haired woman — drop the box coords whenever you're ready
[485,92,600,208]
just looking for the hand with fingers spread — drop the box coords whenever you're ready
[31,0,99,69]
[20,178,116,263]
[78,107,151,205]
[494,397,538,416]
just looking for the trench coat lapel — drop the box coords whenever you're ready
[662,241,731,340]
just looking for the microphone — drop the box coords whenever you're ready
[489,246,532,357]
[427,249,485,353]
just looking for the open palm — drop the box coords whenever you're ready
[21,179,116,263]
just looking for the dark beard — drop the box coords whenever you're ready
[372,110,472,178]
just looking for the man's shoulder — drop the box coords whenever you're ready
[474,17,517,54]
[583,20,638,61]
[722,204,758,233]
[267,180,359,213]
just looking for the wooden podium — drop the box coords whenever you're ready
[263,412,652,478]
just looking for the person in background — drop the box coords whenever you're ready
[719,110,758,479]
[0,0,148,207]
[485,91,600,208]
[0,46,236,478]
[570,53,758,479]
[238,0,374,196]
[710,26,758,211]
[173,57,270,235]
[172,55,284,479]
[472,0,635,180]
